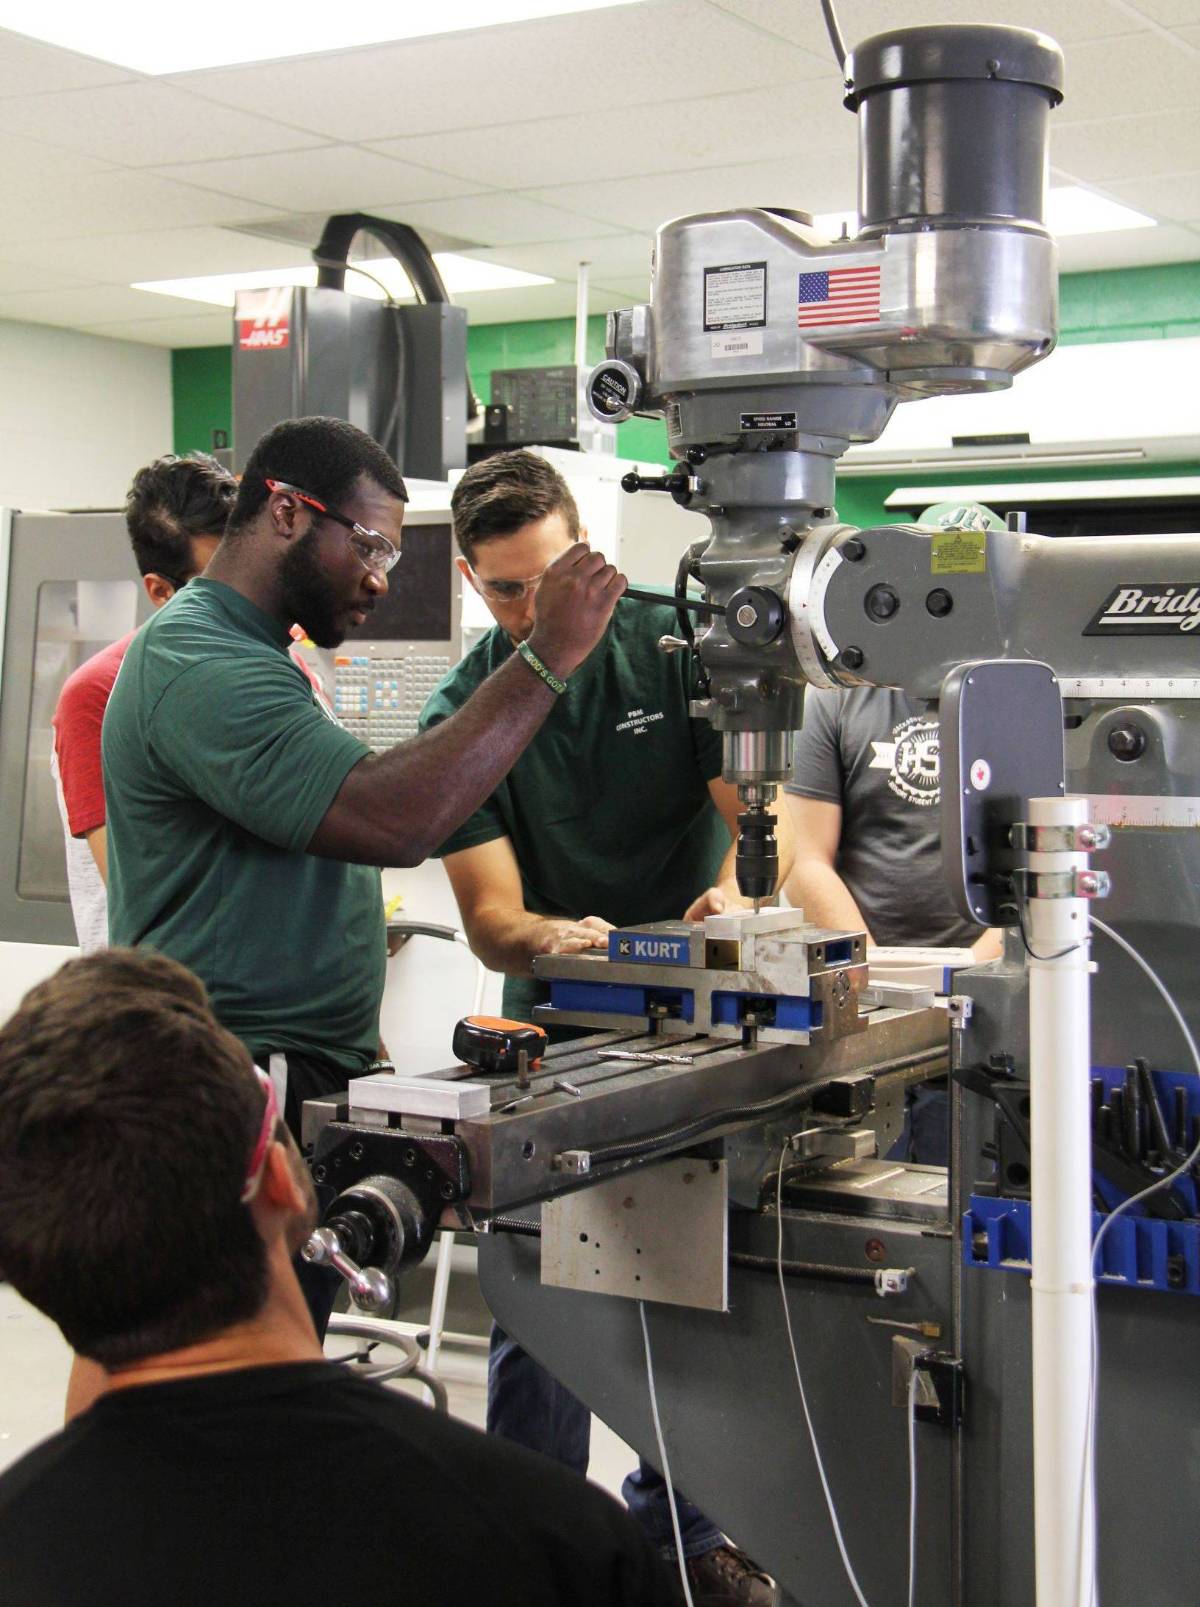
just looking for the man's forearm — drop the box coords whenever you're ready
[786,860,870,936]
[309,653,557,865]
[465,905,609,978]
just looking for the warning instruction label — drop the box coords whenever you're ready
[704,261,767,331]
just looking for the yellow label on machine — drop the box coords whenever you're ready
[931,529,987,575]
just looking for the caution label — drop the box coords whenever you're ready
[931,529,987,575]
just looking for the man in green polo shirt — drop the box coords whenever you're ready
[418,449,791,1607]
[104,417,622,1118]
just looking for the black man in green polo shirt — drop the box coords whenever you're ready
[419,450,791,1607]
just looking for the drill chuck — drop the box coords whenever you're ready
[736,807,778,902]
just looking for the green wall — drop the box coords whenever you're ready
[170,314,668,462]
[173,263,1200,504]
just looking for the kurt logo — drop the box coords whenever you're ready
[614,934,687,964]
[1085,584,1200,635]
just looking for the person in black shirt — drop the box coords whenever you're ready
[0,949,675,1607]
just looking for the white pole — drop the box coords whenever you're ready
[1026,793,1097,1607]
[574,260,590,372]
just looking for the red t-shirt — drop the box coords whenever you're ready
[53,628,328,838]
[53,632,134,839]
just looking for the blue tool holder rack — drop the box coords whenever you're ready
[964,1066,1200,1297]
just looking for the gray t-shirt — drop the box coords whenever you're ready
[786,688,978,947]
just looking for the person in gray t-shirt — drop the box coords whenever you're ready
[784,686,999,1164]
[783,686,992,951]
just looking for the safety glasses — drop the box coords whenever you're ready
[468,562,551,604]
[240,1067,281,1204]
[265,479,401,575]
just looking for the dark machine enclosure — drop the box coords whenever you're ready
[940,658,1066,926]
[232,285,467,481]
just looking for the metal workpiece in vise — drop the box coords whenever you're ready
[589,24,1067,902]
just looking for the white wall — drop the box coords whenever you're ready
[0,320,172,510]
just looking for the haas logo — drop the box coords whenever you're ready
[235,287,291,352]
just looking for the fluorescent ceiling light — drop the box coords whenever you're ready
[813,186,1156,241]
[1046,185,1155,236]
[132,254,553,307]
[0,0,643,74]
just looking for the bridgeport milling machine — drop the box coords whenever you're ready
[301,24,1200,1606]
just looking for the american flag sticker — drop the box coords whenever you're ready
[797,265,882,328]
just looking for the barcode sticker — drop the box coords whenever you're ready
[711,330,764,359]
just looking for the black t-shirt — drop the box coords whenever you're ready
[0,1362,676,1607]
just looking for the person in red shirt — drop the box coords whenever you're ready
[52,453,323,951]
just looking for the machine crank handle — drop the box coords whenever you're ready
[622,584,726,619]
[302,1225,393,1313]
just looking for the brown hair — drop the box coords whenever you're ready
[0,950,270,1365]
[450,449,580,564]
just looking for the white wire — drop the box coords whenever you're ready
[639,1299,695,1607]
[1088,916,1200,1256]
[1077,916,1200,1607]
[776,1140,872,1607]
[907,1370,918,1607]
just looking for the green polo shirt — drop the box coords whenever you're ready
[103,578,385,1073]
[418,596,728,1019]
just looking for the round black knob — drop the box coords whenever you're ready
[926,588,954,618]
[726,586,785,646]
[841,537,865,562]
[1107,724,1146,763]
[686,446,708,465]
[839,645,865,671]
[865,584,899,622]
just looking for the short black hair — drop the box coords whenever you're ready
[229,415,408,536]
[125,452,236,585]
[451,449,579,564]
[0,949,270,1366]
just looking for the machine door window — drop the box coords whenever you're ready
[17,579,138,902]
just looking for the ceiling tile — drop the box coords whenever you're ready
[460,234,656,279]
[0,261,97,294]
[527,150,859,233]
[1055,220,1200,270]
[1052,108,1200,182]
[0,28,134,95]
[0,283,215,326]
[1107,171,1200,221]
[150,146,484,212]
[590,273,653,302]
[1123,0,1200,23]
[0,82,328,167]
[842,0,1141,43]
[0,170,286,240]
[0,227,319,285]
[80,312,235,348]
[1056,33,1199,118]
[371,84,852,190]
[376,193,625,246]
[174,2,833,143]
[1173,21,1200,42]
[0,130,116,203]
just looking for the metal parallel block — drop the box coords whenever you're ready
[541,1157,729,1311]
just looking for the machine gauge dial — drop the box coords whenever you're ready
[587,359,642,423]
